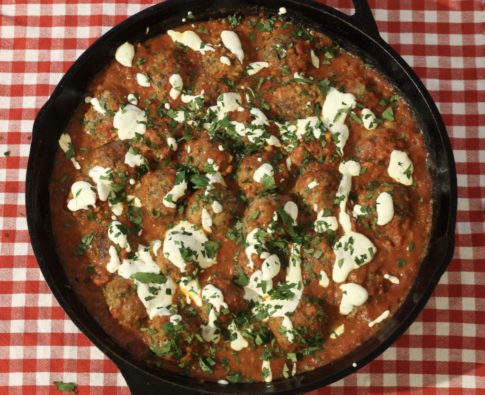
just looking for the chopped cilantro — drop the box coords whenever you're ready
[130,272,167,284]
[202,240,220,259]
[53,381,77,392]
[190,173,209,189]
[396,258,406,267]
[74,232,95,256]
[260,174,276,190]
[381,106,395,122]
[227,14,242,29]
[233,266,249,287]
[408,241,415,252]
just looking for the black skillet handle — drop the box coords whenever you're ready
[115,358,202,395]
[349,0,381,40]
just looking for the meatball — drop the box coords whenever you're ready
[243,195,280,235]
[237,151,289,199]
[265,83,321,120]
[356,181,413,248]
[268,300,327,352]
[141,315,195,364]
[301,238,333,284]
[178,132,233,175]
[357,182,411,221]
[353,128,396,164]
[292,164,340,211]
[132,167,178,219]
[103,276,147,331]
[193,51,245,103]
[83,89,121,148]
[186,185,239,236]
[140,38,194,103]
[130,127,173,166]
[257,22,313,74]
[287,139,335,170]
[81,140,131,178]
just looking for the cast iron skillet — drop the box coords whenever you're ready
[26,0,457,393]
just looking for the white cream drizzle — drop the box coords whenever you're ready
[339,283,369,315]
[168,74,183,100]
[368,310,390,327]
[113,104,147,140]
[388,150,414,186]
[88,97,106,115]
[88,166,112,201]
[329,324,345,339]
[67,181,96,211]
[310,49,320,68]
[162,171,187,208]
[228,321,249,351]
[383,273,400,284]
[361,108,378,130]
[108,220,129,250]
[376,191,394,226]
[319,270,330,288]
[262,359,273,383]
[162,221,217,272]
[220,55,231,65]
[179,276,203,306]
[253,163,274,183]
[167,30,214,53]
[220,30,244,63]
[321,87,357,154]
[58,133,81,170]
[124,149,146,168]
[166,137,178,151]
[115,42,135,67]
[201,208,212,232]
[247,61,269,76]
[136,72,151,87]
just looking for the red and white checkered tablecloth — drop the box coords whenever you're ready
[0,0,483,393]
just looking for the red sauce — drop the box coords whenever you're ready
[49,13,432,383]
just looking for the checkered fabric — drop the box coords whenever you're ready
[0,0,483,393]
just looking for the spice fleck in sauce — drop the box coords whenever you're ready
[49,12,432,383]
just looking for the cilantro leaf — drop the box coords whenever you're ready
[130,272,167,284]
[53,381,77,392]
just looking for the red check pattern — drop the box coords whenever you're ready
[0,0,483,393]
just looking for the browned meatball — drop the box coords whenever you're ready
[237,151,289,199]
[83,89,121,148]
[103,276,147,331]
[355,129,393,164]
[81,140,130,176]
[355,181,413,248]
[301,238,333,284]
[268,300,327,352]
[287,139,335,170]
[138,37,194,103]
[265,83,320,120]
[141,315,196,364]
[179,132,233,175]
[292,164,340,211]
[257,22,314,74]
[243,195,280,235]
[130,128,173,166]
[132,167,178,218]
[186,185,239,236]
[193,51,245,103]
